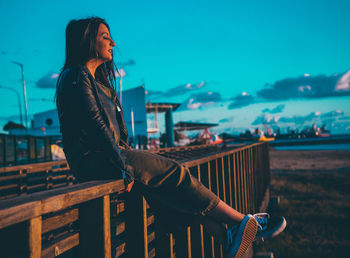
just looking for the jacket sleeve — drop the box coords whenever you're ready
[70,69,134,184]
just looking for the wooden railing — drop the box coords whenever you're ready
[0,160,74,200]
[0,142,270,258]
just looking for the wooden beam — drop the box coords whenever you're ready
[0,180,124,230]
[28,216,42,258]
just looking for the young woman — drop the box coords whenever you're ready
[56,17,286,258]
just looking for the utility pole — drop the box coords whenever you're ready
[0,85,23,125]
[116,68,126,105]
[12,61,28,130]
[115,59,136,106]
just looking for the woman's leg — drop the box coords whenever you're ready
[207,200,245,224]
[197,200,245,245]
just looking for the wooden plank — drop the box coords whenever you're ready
[147,215,155,226]
[79,195,111,258]
[50,175,68,181]
[214,159,220,197]
[0,173,26,181]
[242,150,248,214]
[0,180,124,230]
[221,157,226,203]
[28,216,42,258]
[116,202,125,214]
[0,193,18,200]
[103,195,112,258]
[41,232,79,258]
[227,155,233,207]
[115,222,125,236]
[42,208,78,234]
[190,165,205,258]
[237,153,242,212]
[0,160,68,173]
[232,154,238,210]
[0,183,18,191]
[170,233,175,258]
[27,183,46,191]
[187,226,192,258]
[148,231,155,244]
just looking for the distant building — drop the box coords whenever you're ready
[9,109,60,136]
[9,86,149,140]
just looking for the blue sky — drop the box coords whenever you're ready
[0,0,349,135]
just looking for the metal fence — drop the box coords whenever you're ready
[0,142,270,258]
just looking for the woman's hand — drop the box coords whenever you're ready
[126,180,134,192]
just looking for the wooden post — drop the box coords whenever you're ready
[28,216,42,258]
[190,164,205,258]
[79,195,111,258]
[125,188,148,258]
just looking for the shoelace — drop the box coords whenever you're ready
[253,213,270,231]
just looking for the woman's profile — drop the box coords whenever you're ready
[56,17,286,258]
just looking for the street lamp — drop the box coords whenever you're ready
[12,61,28,129]
[0,85,23,125]
[116,68,126,105]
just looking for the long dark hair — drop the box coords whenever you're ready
[59,17,117,90]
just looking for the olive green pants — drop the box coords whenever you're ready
[123,149,220,229]
[75,149,220,230]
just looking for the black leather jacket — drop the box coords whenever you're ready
[56,66,134,185]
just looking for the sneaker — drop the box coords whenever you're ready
[226,214,258,258]
[253,213,287,241]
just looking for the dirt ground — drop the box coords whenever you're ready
[254,148,350,258]
[269,148,350,171]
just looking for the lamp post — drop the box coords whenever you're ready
[116,68,126,105]
[0,85,23,125]
[12,61,28,129]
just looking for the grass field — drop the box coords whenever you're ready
[254,150,350,258]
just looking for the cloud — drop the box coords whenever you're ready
[163,81,206,97]
[253,109,344,127]
[257,70,350,100]
[278,112,321,124]
[36,72,59,88]
[262,104,285,114]
[251,110,343,126]
[146,81,209,101]
[228,92,255,109]
[219,116,234,123]
[320,109,344,118]
[179,91,222,110]
[335,70,350,91]
[252,114,280,126]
